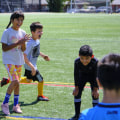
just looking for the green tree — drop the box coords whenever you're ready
[47,0,64,12]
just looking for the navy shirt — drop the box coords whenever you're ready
[74,57,98,87]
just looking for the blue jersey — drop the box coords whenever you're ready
[79,102,120,120]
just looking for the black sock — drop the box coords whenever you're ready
[92,96,99,107]
[74,102,81,118]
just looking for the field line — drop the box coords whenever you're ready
[0,115,67,120]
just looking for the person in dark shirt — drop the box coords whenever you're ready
[79,53,120,120]
[69,45,99,120]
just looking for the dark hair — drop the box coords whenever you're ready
[6,11,24,29]
[79,45,93,56]
[30,22,43,32]
[97,53,120,91]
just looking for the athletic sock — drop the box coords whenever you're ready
[3,93,11,104]
[92,95,99,107]
[38,81,43,96]
[20,77,27,83]
[74,101,81,118]
[14,95,19,106]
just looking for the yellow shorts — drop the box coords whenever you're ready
[5,64,22,81]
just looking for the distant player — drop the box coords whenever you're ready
[79,53,120,120]
[69,45,99,120]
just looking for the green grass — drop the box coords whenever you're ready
[0,13,120,120]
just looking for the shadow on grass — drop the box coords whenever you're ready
[0,100,38,119]
[0,113,7,119]
[19,100,39,106]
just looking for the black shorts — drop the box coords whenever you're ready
[24,69,43,82]
[75,74,98,99]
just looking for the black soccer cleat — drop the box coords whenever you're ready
[68,115,79,120]
[0,77,9,87]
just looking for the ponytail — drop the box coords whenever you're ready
[6,21,11,29]
[6,11,24,29]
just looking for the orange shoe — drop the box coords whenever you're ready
[37,95,49,101]
[12,104,22,113]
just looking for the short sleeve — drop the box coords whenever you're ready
[1,30,8,44]
[24,41,33,55]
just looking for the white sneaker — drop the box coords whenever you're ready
[1,103,10,115]
[12,104,22,113]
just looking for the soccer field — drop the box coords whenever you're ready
[0,13,120,120]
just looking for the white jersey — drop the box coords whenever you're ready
[24,39,40,71]
[1,27,26,65]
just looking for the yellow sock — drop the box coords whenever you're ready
[20,77,32,83]
[38,81,44,96]
[19,77,27,83]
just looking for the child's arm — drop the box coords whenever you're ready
[2,43,19,51]
[40,52,50,61]
[73,60,80,96]
[21,34,31,52]
[24,53,36,76]
[2,34,30,52]
[21,43,26,52]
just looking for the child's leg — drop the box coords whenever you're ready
[34,70,49,101]
[90,79,99,107]
[69,79,87,120]
[20,76,32,83]
[91,87,99,107]
[12,65,22,113]
[3,64,20,100]
[92,95,99,107]
[0,77,10,87]
[74,91,82,119]
[2,64,20,115]
[1,76,32,86]
[37,80,49,101]
[38,81,44,96]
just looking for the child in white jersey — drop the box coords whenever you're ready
[79,53,120,120]
[1,11,30,115]
[23,22,50,101]
[0,22,50,101]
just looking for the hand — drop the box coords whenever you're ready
[31,67,36,76]
[17,34,31,45]
[44,55,50,61]
[73,87,79,96]
[92,88,99,99]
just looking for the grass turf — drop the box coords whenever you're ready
[0,13,120,120]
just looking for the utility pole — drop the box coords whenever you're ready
[106,0,109,13]
[0,0,1,9]
[5,0,11,12]
[39,0,41,11]
[21,0,22,9]
[70,0,73,10]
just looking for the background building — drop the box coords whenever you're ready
[0,0,118,13]
[0,0,48,12]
